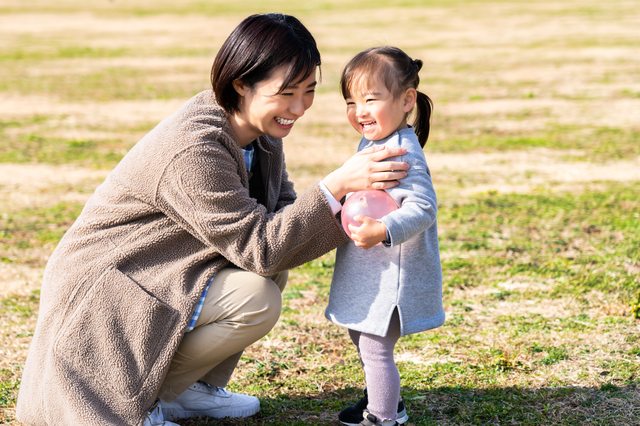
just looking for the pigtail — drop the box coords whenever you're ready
[412,91,433,148]
[407,58,433,148]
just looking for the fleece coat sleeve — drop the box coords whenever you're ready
[156,142,346,275]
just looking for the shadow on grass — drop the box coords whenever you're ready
[176,383,640,426]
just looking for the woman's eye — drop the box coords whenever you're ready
[306,89,315,94]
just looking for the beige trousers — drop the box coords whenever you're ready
[157,267,288,402]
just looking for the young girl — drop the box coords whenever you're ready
[325,47,445,426]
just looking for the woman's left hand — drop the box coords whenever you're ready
[322,145,409,201]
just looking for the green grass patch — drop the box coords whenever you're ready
[0,202,84,251]
[0,293,40,319]
[0,65,209,102]
[430,124,640,160]
[0,44,130,62]
[438,182,640,300]
[0,39,214,62]
[0,377,20,410]
[0,133,127,166]
[0,116,160,167]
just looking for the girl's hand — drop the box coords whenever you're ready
[347,215,388,250]
[322,146,409,201]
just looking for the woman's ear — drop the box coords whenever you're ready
[232,78,248,96]
[402,88,417,113]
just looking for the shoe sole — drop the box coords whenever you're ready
[163,401,260,420]
[339,408,409,426]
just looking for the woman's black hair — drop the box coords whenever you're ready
[211,13,321,115]
[340,46,433,148]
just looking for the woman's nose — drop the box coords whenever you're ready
[289,97,306,117]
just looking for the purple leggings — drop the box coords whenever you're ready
[348,310,401,421]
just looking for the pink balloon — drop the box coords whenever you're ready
[341,190,398,238]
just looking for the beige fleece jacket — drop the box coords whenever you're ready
[16,90,348,426]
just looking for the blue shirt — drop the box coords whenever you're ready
[185,143,257,332]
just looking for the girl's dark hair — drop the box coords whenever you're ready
[340,46,433,147]
[212,13,321,115]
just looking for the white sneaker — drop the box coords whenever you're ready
[144,400,180,426]
[161,381,260,420]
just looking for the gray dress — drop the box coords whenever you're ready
[325,127,445,337]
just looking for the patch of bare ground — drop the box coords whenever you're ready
[0,12,238,49]
[0,164,107,209]
[428,149,640,197]
[0,95,186,128]
[437,98,640,130]
[0,262,45,298]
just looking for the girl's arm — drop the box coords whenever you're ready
[380,147,437,247]
[348,136,437,249]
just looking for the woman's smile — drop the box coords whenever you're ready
[275,117,296,127]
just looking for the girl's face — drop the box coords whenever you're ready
[231,65,317,147]
[345,78,415,141]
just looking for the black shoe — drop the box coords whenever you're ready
[338,389,408,426]
[359,412,399,426]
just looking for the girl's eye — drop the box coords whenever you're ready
[366,98,375,103]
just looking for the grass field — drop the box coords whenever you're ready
[1,0,639,424]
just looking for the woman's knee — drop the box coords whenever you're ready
[219,269,282,329]
[246,275,283,329]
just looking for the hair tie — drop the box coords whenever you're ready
[412,59,423,72]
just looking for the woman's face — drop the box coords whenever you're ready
[232,65,317,146]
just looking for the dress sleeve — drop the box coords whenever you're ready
[378,138,438,247]
[155,143,348,275]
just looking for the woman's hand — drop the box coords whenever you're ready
[322,146,409,201]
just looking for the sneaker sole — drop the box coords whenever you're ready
[163,401,260,420]
[339,408,408,426]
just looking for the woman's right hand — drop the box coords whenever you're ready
[322,145,409,201]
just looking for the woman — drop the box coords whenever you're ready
[16,14,409,426]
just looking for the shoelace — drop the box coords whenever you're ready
[196,381,231,397]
